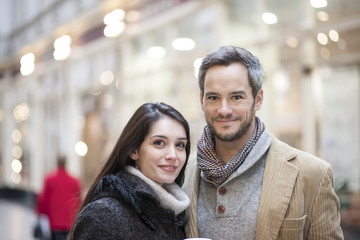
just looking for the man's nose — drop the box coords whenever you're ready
[218,99,232,116]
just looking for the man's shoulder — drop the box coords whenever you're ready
[188,151,197,161]
[185,151,200,174]
[269,134,331,171]
[183,151,200,193]
[266,136,334,191]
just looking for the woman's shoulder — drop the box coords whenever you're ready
[73,197,138,239]
[78,197,125,221]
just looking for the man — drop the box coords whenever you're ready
[183,46,343,239]
[37,156,82,240]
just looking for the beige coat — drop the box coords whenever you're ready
[183,135,344,240]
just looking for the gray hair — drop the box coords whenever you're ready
[198,46,264,99]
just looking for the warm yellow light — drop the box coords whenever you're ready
[317,11,329,21]
[262,12,278,24]
[104,9,126,38]
[104,22,126,37]
[171,38,196,51]
[286,36,299,48]
[13,102,30,122]
[11,159,22,173]
[329,30,339,42]
[20,65,35,76]
[12,145,23,159]
[104,9,125,25]
[75,141,88,156]
[317,32,328,45]
[20,53,35,66]
[0,109,3,122]
[100,71,114,85]
[54,35,71,60]
[20,53,35,76]
[54,46,71,60]
[310,0,328,8]
[147,46,166,59]
[11,129,22,143]
[54,35,71,49]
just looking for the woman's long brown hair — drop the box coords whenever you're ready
[68,102,190,239]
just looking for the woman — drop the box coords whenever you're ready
[70,102,191,240]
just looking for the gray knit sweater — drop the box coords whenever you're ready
[197,130,271,240]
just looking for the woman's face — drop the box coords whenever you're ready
[130,116,188,185]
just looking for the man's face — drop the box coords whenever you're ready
[201,63,263,142]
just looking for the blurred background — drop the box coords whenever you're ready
[0,0,359,239]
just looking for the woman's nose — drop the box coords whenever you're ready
[165,147,177,161]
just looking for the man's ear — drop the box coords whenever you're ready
[254,89,263,111]
[129,150,139,161]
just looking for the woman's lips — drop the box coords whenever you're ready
[159,165,177,173]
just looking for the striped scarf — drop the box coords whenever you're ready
[197,117,265,185]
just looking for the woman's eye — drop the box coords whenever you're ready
[176,142,186,149]
[154,140,165,146]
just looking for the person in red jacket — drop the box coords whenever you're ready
[37,156,82,240]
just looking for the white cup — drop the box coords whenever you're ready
[184,238,212,240]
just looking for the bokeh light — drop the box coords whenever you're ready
[75,141,88,156]
[11,159,22,173]
[11,129,22,143]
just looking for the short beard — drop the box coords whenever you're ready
[207,108,254,142]
[208,117,252,142]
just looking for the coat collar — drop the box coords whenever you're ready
[255,135,299,239]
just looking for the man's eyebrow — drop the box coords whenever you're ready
[204,90,247,96]
[230,90,247,95]
[204,91,219,96]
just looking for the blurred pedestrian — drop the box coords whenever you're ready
[37,156,82,240]
[183,45,344,239]
[69,102,190,240]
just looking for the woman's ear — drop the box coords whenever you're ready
[129,150,139,161]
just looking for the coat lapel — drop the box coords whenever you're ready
[255,136,299,240]
[183,151,200,237]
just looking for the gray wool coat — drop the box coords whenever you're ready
[72,171,186,240]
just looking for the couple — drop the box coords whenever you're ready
[69,46,344,240]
